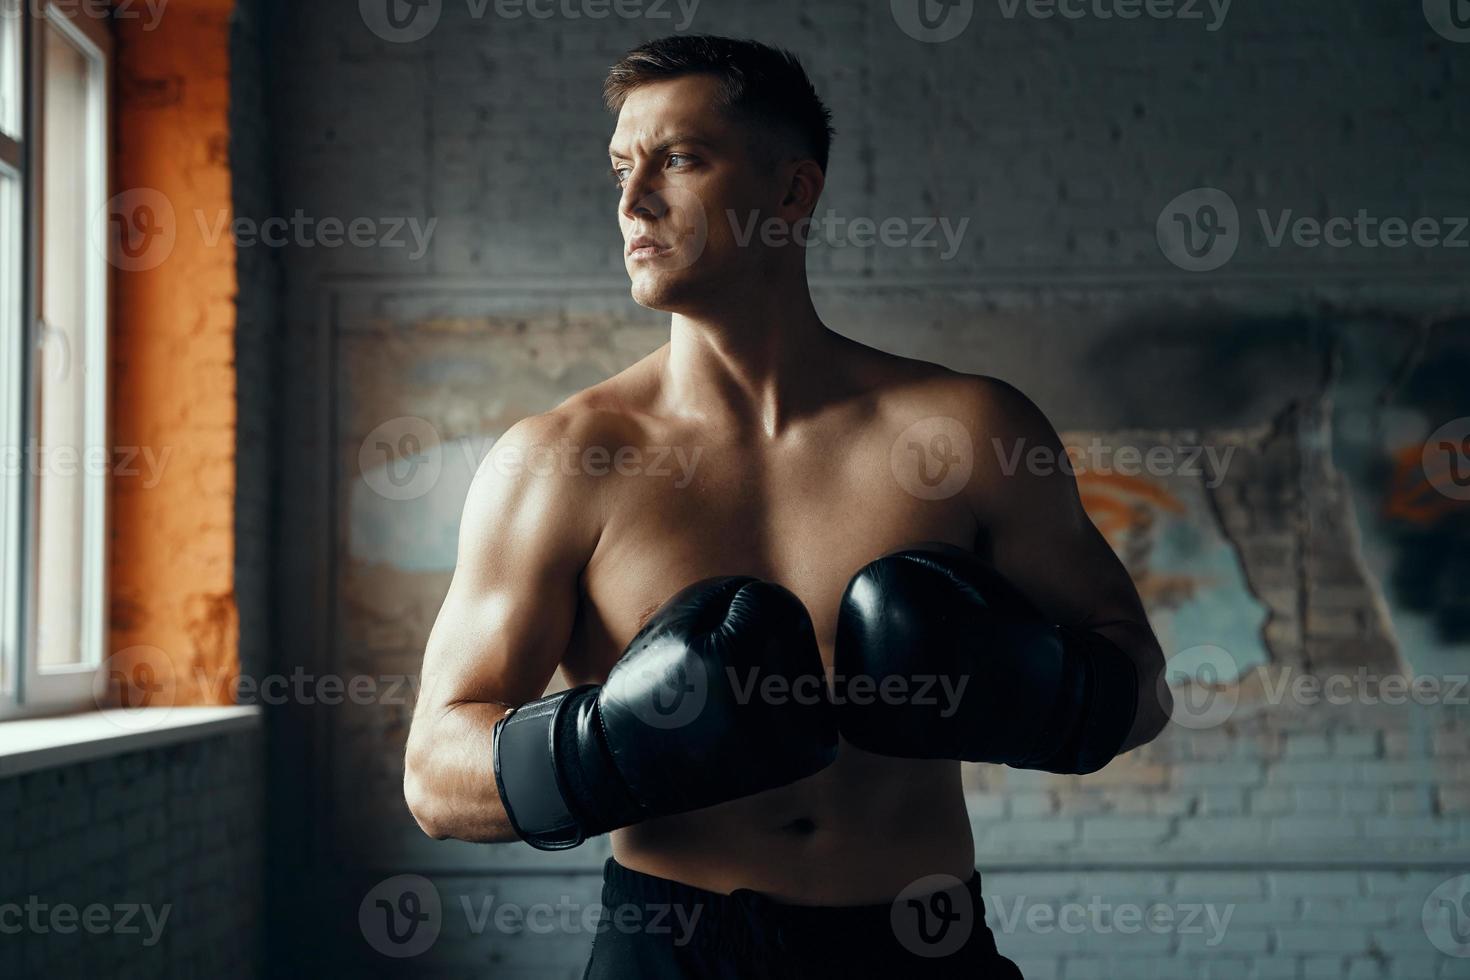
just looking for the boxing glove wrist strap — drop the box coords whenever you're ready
[493,685,645,851]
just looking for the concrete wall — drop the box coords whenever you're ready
[243,0,1470,976]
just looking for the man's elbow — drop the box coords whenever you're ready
[1130,660,1173,748]
[403,746,451,840]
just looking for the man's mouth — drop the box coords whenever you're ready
[627,234,674,260]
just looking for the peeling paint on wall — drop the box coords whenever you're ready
[1333,318,1470,679]
[1065,430,1272,683]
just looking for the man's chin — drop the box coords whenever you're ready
[629,273,697,312]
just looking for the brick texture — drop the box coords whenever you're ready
[0,732,263,980]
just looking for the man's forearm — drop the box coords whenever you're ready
[404,701,518,843]
[1092,620,1171,754]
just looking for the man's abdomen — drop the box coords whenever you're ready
[612,747,975,905]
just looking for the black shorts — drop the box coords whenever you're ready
[582,858,1025,980]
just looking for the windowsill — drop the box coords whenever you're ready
[0,705,262,778]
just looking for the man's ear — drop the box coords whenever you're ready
[781,159,825,217]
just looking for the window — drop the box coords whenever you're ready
[0,0,24,709]
[0,1,19,137]
[1,1,111,718]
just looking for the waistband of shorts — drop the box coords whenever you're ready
[599,856,987,937]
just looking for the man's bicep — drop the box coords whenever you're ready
[987,492,1146,632]
[419,418,600,713]
[967,379,1146,630]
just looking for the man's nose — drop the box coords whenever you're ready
[620,170,668,222]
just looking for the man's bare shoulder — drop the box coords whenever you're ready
[548,346,670,439]
[495,347,667,458]
[462,381,659,569]
[470,348,676,517]
[846,344,1043,436]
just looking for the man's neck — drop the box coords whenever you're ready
[662,288,844,440]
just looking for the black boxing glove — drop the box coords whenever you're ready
[493,577,837,850]
[834,543,1138,775]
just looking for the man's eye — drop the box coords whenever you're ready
[610,155,691,190]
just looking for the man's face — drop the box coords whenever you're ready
[609,74,782,312]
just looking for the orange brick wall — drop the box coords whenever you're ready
[108,0,239,707]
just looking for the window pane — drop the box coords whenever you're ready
[0,0,18,138]
[0,165,15,694]
[37,20,102,670]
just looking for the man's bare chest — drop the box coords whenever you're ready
[570,437,977,674]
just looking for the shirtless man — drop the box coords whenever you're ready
[404,34,1170,978]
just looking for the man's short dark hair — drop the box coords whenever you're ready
[604,34,835,174]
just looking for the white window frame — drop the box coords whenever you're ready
[1,1,111,719]
[0,1,22,716]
